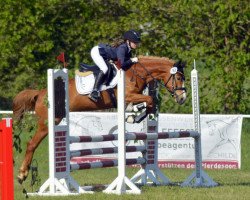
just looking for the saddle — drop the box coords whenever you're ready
[75,61,119,108]
[79,61,117,86]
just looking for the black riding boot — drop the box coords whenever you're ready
[88,70,105,102]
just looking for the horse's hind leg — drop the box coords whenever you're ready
[17,120,48,184]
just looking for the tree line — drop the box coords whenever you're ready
[0,0,249,114]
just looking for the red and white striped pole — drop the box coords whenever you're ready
[0,118,14,200]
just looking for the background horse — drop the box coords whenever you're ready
[13,56,186,183]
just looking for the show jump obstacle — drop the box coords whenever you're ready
[0,118,14,200]
[31,63,217,196]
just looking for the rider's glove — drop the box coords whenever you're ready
[131,57,138,63]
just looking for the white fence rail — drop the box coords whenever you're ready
[0,111,13,114]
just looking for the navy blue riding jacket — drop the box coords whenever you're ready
[98,43,134,71]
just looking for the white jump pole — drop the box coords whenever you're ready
[104,69,141,194]
[29,69,91,196]
[181,60,218,187]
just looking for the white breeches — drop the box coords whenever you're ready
[91,46,108,74]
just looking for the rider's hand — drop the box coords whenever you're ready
[131,57,138,63]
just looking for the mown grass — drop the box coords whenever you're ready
[11,117,250,200]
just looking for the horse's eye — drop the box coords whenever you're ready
[176,76,183,81]
[179,75,185,81]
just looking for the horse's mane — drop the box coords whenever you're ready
[138,55,174,63]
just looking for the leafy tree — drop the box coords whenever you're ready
[0,0,249,114]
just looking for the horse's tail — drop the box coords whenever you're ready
[12,89,40,122]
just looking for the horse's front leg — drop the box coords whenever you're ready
[125,93,153,109]
[125,93,154,123]
[18,120,48,184]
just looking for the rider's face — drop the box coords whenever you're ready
[127,40,139,49]
[130,41,138,49]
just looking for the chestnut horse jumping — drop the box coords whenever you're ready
[13,56,187,184]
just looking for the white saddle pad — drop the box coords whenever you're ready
[75,69,119,95]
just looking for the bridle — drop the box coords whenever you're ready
[131,62,186,97]
[163,66,186,97]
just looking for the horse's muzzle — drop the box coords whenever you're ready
[175,91,187,105]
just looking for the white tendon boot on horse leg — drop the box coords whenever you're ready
[126,102,147,112]
[126,108,147,124]
[132,102,147,112]
[125,102,147,123]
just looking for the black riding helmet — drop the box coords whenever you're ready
[123,30,141,43]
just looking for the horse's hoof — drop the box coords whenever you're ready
[17,171,28,184]
[148,113,156,120]
[17,175,24,185]
[126,115,135,123]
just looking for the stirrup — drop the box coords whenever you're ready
[88,90,100,102]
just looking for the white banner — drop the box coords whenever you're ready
[69,112,242,169]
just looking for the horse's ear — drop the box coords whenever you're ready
[173,60,186,69]
[181,61,186,68]
[173,60,181,67]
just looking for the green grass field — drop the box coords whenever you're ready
[12,117,250,200]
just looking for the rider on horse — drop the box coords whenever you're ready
[89,30,141,102]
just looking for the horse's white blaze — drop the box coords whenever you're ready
[175,82,187,105]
